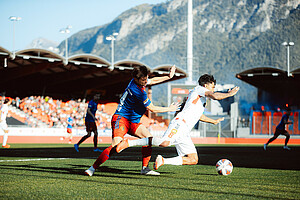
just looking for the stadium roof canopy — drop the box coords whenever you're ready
[0,46,187,102]
[236,66,300,108]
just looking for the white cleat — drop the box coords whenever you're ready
[283,146,291,150]
[263,144,267,151]
[153,155,164,170]
[141,167,160,175]
[85,166,95,176]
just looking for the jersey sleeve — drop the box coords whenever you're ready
[147,79,151,85]
[196,87,209,97]
[143,97,151,107]
[134,89,151,107]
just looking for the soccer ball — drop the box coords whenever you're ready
[216,159,233,175]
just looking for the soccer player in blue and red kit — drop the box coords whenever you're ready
[84,65,180,176]
[74,94,102,152]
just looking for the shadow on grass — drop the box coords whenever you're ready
[0,169,290,200]
[195,172,219,176]
[1,146,300,170]
[0,163,146,178]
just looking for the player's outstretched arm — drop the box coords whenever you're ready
[148,65,176,85]
[205,86,239,100]
[200,114,224,125]
[147,102,180,113]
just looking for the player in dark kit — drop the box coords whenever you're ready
[74,94,102,152]
[264,109,293,150]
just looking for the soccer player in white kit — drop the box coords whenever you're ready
[1,99,11,148]
[116,74,239,170]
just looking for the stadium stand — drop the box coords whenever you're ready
[2,96,167,131]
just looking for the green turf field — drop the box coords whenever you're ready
[1,144,299,199]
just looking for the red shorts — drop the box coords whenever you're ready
[67,128,72,133]
[111,114,141,139]
[85,121,97,132]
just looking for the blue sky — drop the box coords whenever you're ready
[0,0,167,51]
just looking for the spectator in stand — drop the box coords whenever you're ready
[74,94,102,152]
[15,97,20,109]
[1,99,12,148]
[16,95,113,129]
[61,113,75,143]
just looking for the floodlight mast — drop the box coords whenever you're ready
[106,32,118,71]
[186,0,193,84]
[282,41,294,77]
[9,16,22,59]
[60,25,72,65]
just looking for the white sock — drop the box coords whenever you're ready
[2,133,8,146]
[152,137,164,146]
[128,138,148,147]
[128,137,164,147]
[164,156,183,166]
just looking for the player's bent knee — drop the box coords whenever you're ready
[187,154,198,165]
[192,157,198,165]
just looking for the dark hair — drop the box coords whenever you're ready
[198,74,216,86]
[4,99,9,104]
[132,66,150,79]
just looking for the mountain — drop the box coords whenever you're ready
[27,37,59,52]
[58,0,300,112]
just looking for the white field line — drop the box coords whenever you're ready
[0,158,71,162]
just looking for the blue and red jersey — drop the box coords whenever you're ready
[85,99,98,122]
[67,117,74,129]
[114,79,151,123]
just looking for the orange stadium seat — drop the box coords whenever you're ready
[262,111,271,134]
[252,111,262,134]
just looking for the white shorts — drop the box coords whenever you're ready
[162,118,197,156]
[0,121,8,131]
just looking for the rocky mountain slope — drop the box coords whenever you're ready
[58,0,300,109]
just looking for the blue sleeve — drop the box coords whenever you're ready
[88,101,93,108]
[135,89,151,107]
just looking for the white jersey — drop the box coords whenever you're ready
[0,104,8,122]
[175,86,208,130]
